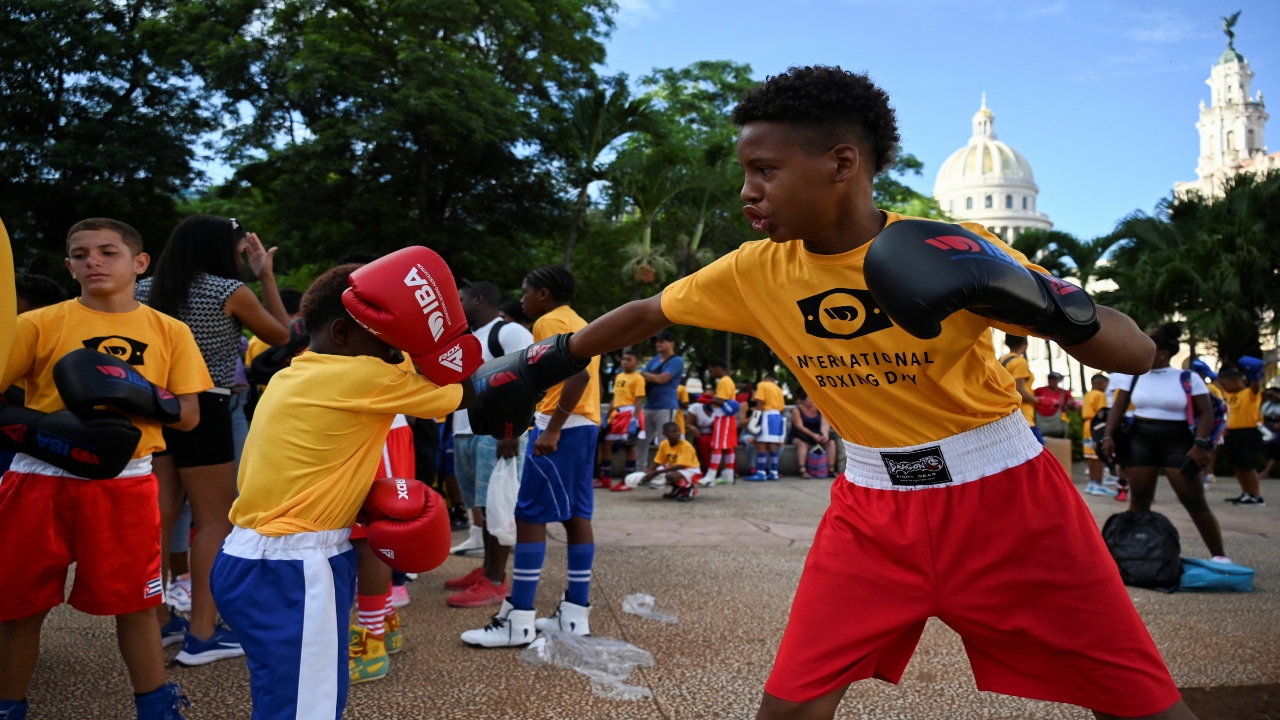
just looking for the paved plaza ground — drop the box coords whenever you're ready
[31,467,1280,719]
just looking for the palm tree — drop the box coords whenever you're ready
[1011,229,1118,289]
[606,143,704,285]
[560,78,660,270]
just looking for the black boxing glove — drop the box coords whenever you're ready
[0,404,141,479]
[864,220,1100,345]
[467,334,590,440]
[53,348,183,424]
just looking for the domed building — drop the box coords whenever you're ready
[933,96,1052,242]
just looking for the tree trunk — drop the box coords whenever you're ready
[564,184,591,270]
[1215,319,1263,365]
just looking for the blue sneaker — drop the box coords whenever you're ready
[135,683,189,720]
[0,700,28,720]
[160,611,189,647]
[766,472,780,481]
[174,622,244,666]
[743,471,769,482]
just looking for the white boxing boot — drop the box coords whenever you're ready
[534,596,591,636]
[460,600,537,648]
[450,525,484,557]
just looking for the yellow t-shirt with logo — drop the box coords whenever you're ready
[2,299,213,458]
[714,375,736,401]
[229,353,462,535]
[660,212,1047,448]
[533,305,601,424]
[1081,389,1107,440]
[655,438,699,469]
[610,370,646,409]
[998,353,1035,425]
[1225,386,1261,429]
[754,380,785,412]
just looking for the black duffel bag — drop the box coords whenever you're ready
[1102,511,1181,590]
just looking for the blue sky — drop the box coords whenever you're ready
[601,0,1279,239]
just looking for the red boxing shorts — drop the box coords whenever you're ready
[354,421,417,541]
[604,406,642,443]
[710,415,738,450]
[0,463,163,621]
[765,413,1180,717]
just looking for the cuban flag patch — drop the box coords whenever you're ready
[144,576,164,599]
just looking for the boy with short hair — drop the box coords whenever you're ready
[705,359,739,484]
[744,373,787,481]
[626,423,702,501]
[0,218,211,720]
[211,263,467,718]
[999,334,1041,444]
[1081,373,1117,496]
[598,350,646,491]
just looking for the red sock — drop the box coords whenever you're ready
[357,592,388,636]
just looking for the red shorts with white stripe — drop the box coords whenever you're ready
[0,467,163,620]
[353,423,417,541]
[710,415,738,450]
[765,449,1180,716]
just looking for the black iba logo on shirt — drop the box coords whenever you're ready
[82,336,149,365]
[880,446,952,486]
[796,288,894,340]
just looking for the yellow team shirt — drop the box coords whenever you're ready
[1081,389,1107,440]
[533,305,601,424]
[2,299,213,458]
[754,380,786,412]
[1208,383,1226,403]
[1225,386,1261,429]
[244,335,270,369]
[0,220,13,382]
[661,212,1047,448]
[999,353,1036,425]
[230,353,462,535]
[714,375,736,401]
[610,370,646,409]
[655,438,700,469]
[675,384,689,435]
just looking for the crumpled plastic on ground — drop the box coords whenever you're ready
[520,629,655,700]
[622,592,678,624]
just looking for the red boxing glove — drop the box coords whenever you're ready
[341,247,483,385]
[363,478,451,573]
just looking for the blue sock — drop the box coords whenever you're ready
[767,451,780,475]
[565,542,595,606]
[510,541,546,610]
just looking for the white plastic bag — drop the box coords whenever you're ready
[622,593,678,624]
[520,629,655,700]
[485,457,519,546]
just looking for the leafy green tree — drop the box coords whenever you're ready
[0,0,214,277]
[874,152,947,218]
[1011,228,1118,289]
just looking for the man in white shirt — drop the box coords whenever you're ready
[445,280,535,608]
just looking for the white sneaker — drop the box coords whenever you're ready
[166,573,192,613]
[1085,481,1118,497]
[451,525,484,557]
[534,597,591,636]
[460,600,537,648]
[717,468,735,485]
[1102,473,1120,487]
[696,474,715,487]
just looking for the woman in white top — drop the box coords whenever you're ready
[1101,324,1226,560]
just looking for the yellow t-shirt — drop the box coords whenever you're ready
[754,380,785,411]
[610,370,646,408]
[244,335,270,369]
[655,438,699,469]
[999,353,1035,425]
[1208,383,1226,403]
[230,353,463,535]
[1081,389,1107,440]
[533,305,601,424]
[660,212,1047,448]
[2,299,213,458]
[0,220,14,383]
[1225,386,1261,429]
[714,375,736,400]
[675,384,689,435]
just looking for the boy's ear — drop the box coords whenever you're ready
[329,317,353,346]
[134,252,150,276]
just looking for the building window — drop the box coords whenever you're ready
[1247,129,1254,150]
[1005,194,1013,209]
[1227,131,1236,151]
[984,195,993,209]
[966,197,973,210]
[1022,196,1028,209]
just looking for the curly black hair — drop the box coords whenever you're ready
[301,263,362,334]
[731,65,900,176]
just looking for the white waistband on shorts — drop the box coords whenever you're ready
[842,411,1042,491]
[221,525,353,561]
[9,453,154,479]
[535,412,597,431]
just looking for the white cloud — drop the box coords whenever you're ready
[615,0,676,27]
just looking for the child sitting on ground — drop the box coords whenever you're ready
[625,423,703,501]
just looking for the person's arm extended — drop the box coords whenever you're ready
[169,393,201,432]
[533,369,589,456]
[226,286,290,346]
[569,295,670,361]
[1061,306,1154,375]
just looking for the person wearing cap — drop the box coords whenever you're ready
[1032,371,1073,439]
[640,331,686,466]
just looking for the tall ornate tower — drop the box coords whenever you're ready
[1176,13,1273,198]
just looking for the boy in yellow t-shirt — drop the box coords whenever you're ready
[745,373,787,481]
[1080,373,1118,497]
[998,334,1040,443]
[212,265,466,717]
[598,350,646,491]
[626,423,703,501]
[0,218,210,719]
[701,359,741,484]
[1219,365,1265,506]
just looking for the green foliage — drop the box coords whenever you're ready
[1101,171,1280,361]
[0,0,216,279]
[874,152,948,219]
[1011,228,1118,288]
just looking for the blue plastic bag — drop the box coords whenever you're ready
[1179,558,1254,592]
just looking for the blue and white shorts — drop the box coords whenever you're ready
[517,422,598,524]
[757,410,786,444]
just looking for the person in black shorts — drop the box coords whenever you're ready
[1219,366,1266,506]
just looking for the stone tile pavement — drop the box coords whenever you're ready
[27,470,1280,719]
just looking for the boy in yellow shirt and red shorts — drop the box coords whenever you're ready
[494,67,1194,719]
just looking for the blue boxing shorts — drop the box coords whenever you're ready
[516,423,599,524]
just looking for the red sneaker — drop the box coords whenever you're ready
[1115,487,1128,502]
[593,477,613,489]
[446,577,508,608]
[610,481,633,492]
[444,566,486,590]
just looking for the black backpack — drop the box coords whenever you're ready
[1101,511,1181,589]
